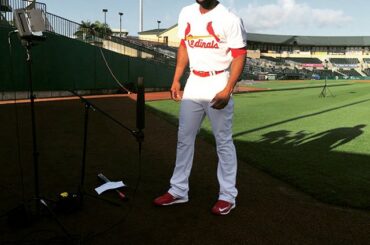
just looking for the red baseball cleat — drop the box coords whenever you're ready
[211,200,236,215]
[153,192,188,206]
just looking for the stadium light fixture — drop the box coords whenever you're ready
[102,9,108,37]
[119,12,123,38]
[157,20,161,42]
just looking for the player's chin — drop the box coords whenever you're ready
[211,105,223,110]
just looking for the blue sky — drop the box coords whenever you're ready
[39,0,369,37]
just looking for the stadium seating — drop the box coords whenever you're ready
[260,56,285,65]
[329,58,359,65]
[285,57,322,64]
[362,68,370,76]
[339,69,362,77]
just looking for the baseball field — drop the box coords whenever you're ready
[147,79,370,209]
[2,80,370,244]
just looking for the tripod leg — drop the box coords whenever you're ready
[319,77,330,98]
[39,199,75,242]
[319,85,326,97]
[327,86,335,97]
[79,103,91,206]
[25,42,42,216]
[323,85,327,97]
[76,101,124,207]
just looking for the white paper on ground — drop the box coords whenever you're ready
[95,181,125,195]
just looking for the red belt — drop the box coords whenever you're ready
[192,69,225,77]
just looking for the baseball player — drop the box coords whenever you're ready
[154,0,247,215]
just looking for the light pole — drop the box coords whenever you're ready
[102,9,108,37]
[157,20,161,42]
[139,0,143,32]
[119,12,123,38]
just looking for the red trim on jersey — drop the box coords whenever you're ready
[184,23,191,38]
[180,39,186,47]
[231,47,247,58]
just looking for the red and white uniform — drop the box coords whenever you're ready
[168,3,247,204]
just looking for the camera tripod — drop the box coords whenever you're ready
[319,76,334,98]
[6,39,73,242]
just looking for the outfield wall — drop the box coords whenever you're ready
[0,27,177,98]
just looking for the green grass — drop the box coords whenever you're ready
[147,80,370,209]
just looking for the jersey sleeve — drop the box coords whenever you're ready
[177,8,187,39]
[225,16,247,49]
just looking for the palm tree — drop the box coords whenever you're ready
[74,21,97,41]
[92,21,112,38]
[74,20,112,41]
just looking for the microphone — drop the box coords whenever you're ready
[136,77,145,132]
[135,77,145,154]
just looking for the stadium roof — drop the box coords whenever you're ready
[138,24,178,36]
[138,28,168,35]
[247,33,370,47]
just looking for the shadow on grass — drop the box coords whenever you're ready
[234,125,370,209]
[241,82,353,93]
[233,98,370,138]
[146,101,370,208]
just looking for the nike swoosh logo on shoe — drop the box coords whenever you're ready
[218,203,236,214]
[218,206,231,212]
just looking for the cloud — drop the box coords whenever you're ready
[232,0,352,33]
[312,9,352,28]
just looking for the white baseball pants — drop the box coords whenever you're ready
[168,71,238,203]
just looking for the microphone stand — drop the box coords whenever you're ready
[319,60,334,98]
[319,75,334,97]
[69,78,144,207]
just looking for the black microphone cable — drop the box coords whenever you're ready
[67,88,145,244]
[98,47,132,94]
[81,79,145,243]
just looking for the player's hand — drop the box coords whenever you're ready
[211,90,231,109]
[170,80,182,101]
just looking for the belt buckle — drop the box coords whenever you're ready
[193,70,222,77]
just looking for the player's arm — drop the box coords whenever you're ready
[211,48,246,109]
[171,41,189,101]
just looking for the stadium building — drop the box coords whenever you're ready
[139,25,370,80]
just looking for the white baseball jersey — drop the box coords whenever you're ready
[178,3,247,71]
